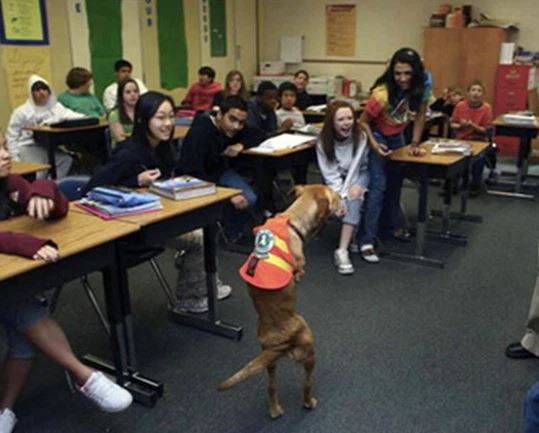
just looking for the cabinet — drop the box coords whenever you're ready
[423,27,509,106]
[494,64,532,155]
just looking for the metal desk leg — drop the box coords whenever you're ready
[387,168,444,268]
[168,224,243,341]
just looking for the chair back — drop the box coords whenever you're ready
[56,175,91,201]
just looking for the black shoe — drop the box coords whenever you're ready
[505,342,537,359]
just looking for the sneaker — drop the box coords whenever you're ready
[79,372,133,413]
[334,249,354,275]
[0,409,16,433]
[216,279,232,300]
[349,241,360,254]
[175,297,208,314]
[360,244,380,264]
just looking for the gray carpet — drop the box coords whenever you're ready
[3,185,539,433]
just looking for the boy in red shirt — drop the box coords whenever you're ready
[451,80,493,195]
[182,66,222,112]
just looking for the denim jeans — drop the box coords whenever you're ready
[524,380,539,433]
[218,169,257,238]
[358,131,405,246]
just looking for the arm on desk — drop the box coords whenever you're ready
[411,101,428,145]
[9,176,68,219]
[0,231,58,260]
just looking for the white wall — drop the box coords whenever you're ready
[259,0,539,92]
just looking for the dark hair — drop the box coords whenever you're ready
[114,59,133,72]
[219,95,248,114]
[0,132,21,220]
[278,81,297,97]
[223,70,249,100]
[467,79,485,92]
[294,70,310,80]
[132,91,176,175]
[115,78,139,124]
[31,81,51,94]
[320,100,360,162]
[198,66,216,79]
[66,67,92,89]
[257,81,277,96]
[371,47,425,111]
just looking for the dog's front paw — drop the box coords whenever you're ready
[294,269,305,282]
[269,404,284,419]
[303,397,317,410]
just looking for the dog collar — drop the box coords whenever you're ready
[287,220,305,244]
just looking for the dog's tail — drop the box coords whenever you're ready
[217,350,282,391]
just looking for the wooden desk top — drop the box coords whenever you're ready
[28,120,109,133]
[242,141,315,158]
[493,115,539,129]
[11,160,51,176]
[72,187,240,227]
[389,140,487,165]
[174,125,190,139]
[0,212,138,281]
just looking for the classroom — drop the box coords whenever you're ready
[1,1,539,432]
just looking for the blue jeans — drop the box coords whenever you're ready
[218,169,257,238]
[524,381,539,433]
[359,131,405,246]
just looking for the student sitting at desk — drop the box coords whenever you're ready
[180,95,264,243]
[0,132,132,433]
[247,81,293,136]
[181,66,222,113]
[316,101,369,275]
[430,85,463,118]
[102,59,148,111]
[212,70,249,108]
[6,75,86,179]
[58,67,106,119]
[108,78,140,148]
[276,81,306,130]
[293,69,312,111]
[84,91,234,314]
[450,80,492,196]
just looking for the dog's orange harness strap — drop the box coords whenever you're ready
[239,215,295,290]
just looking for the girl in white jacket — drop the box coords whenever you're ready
[316,100,369,275]
[6,75,85,179]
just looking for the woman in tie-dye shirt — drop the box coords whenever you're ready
[357,48,432,263]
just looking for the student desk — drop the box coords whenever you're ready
[173,125,190,140]
[490,116,539,199]
[28,122,109,179]
[388,144,469,268]
[11,160,51,178]
[0,211,148,400]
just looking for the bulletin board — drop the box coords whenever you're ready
[209,0,227,57]
[326,4,356,57]
[0,0,49,45]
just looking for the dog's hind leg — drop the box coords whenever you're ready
[302,348,317,410]
[267,362,284,419]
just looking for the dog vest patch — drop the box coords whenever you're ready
[239,214,295,290]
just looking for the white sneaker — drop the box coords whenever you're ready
[176,297,209,314]
[334,249,354,275]
[0,409,16,433]
[79,372,133,413]
[216,279,232,300]
[360,244,380,264]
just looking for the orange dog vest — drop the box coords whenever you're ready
[239,214,295,290]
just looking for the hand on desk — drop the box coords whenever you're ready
[230,194,249,210]
[27,196,55,220]
[33,244,59,262]
[409,146,427,157]
[278,119,294,133]
[138,169,161,187]
[223,143,244,158]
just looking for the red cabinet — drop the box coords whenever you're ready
[494,64,532,155]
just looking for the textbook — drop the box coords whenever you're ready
[149,175,216,200]
[428,139,471,156]
[248,133,315,154]
[293,124,321,136]
[502,112,537,126]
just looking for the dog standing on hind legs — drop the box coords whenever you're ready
[217,184,343,418]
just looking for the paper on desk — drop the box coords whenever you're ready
[252,133,313,152]
[306,104,327,112]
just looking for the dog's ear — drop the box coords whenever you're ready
[315,196,330,223]
[289,185,306,198]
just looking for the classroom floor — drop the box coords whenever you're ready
[2,173,539,433]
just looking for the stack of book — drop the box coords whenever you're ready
[428,139,472,156]
[502,111,537,126]
[77,186,162,219]
[149,176,216,200]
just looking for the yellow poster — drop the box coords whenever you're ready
[2,45,51,109]
[326,4,356,57]
[1,0,44,41]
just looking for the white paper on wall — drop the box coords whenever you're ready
[280,36,303,63]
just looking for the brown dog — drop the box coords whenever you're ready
[217,184,342,418]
